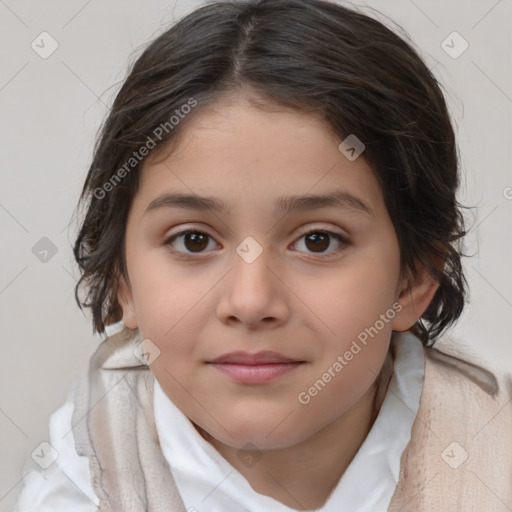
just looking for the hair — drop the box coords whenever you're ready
[72,0,468,347]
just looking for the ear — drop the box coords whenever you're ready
[392,263,439,332]
[117,273,138,330]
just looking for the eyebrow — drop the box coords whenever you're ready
[143,190,374,217]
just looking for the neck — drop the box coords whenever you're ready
[197,350,394,510]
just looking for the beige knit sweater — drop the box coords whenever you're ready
[72,327,512,511]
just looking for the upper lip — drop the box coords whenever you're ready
[207,350,303,365]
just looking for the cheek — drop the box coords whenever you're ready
[306,245,400,338]
[300,245,399,397]
[129,255,213,395]
[130,249,210,338]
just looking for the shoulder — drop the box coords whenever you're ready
[421,338,512,439]
[14,383,99,511]
[389,337,512,511]
[423,339,503,398]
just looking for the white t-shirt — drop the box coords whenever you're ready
[14,328,425,512]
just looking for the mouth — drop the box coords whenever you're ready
[206,351,306,384]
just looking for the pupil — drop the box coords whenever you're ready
[306,232,329,252]
[185,232,208,252]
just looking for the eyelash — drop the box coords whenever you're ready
[163,227,349,260]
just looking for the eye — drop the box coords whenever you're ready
[291,228,349,258]
[164,230,218,257]
[163,227,349,259]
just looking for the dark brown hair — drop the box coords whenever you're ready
[72,0,468,346]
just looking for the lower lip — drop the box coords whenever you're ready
[207,362,303,384]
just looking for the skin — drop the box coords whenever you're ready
[117,89,439,509]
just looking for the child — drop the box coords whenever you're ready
[15,0,512,510]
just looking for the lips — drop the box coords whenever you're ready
[208,350,302,365]
[206,351,305,384]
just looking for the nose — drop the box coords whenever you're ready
[216,247,290,329]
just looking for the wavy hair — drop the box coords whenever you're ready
[73,0,468,346]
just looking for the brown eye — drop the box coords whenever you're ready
[292,230,348,258]
[182,232,209,252]
[304,232,330,252]
[164,230,217,255]
[163,228,349,260]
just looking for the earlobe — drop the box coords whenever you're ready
[392,265,439,332]
[117,274,138,330]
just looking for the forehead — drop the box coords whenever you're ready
[133,93,385,219]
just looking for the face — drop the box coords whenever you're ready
[117,91,427,451]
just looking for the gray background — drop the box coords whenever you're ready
[1,0,511,510]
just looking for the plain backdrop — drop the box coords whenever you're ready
[1,0,511,510]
